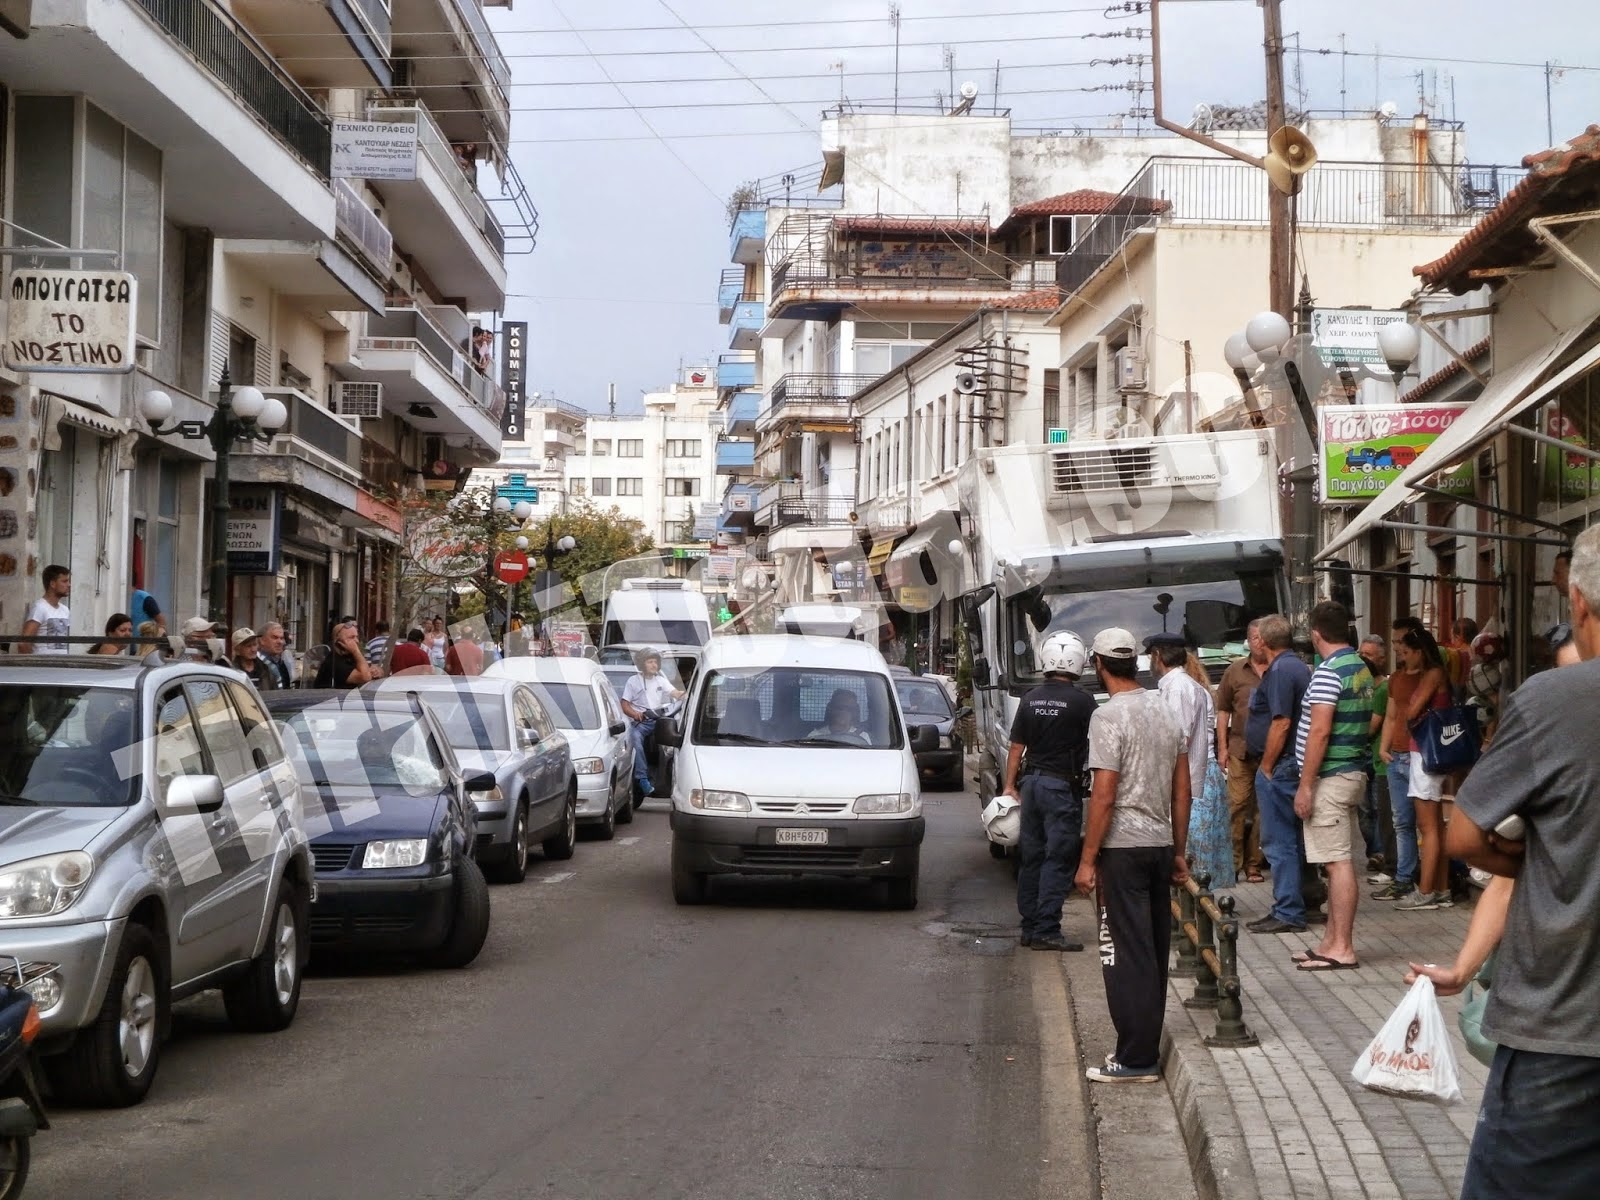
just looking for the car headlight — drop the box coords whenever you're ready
[938,734,953,749]
[853,793,913,815]
[572,757,605,775]
[689,789,750,812]
[362,840,429,869]
[472,785,505,802]
[0,852,95,919]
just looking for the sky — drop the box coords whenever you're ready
[484,0,1600,415]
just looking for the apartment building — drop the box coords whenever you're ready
[566,368,724,552]
[0,0,531,647]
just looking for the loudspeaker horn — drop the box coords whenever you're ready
[954,371,982,395]
[1263,126,1319,196]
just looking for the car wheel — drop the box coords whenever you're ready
[880,872,919,910]
[671,838,708,905]
[989,841,1009,860]
[0,1132,29,1200]
[223,881,305,1032]
[435,857,491,969]
[48,923,166,1107]
[486,801,530,884]
[594,792,617,841]
[614,773,635,825]
[542,783,578,861]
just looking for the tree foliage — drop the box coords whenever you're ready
[523,501,655,627]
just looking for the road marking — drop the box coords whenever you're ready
[540,871,574,884]
[618,836,640,846]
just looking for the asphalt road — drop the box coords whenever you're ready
[28,790,1093,1200]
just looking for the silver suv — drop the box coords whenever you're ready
[0,655,311,1106]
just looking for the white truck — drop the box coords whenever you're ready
[952,429,1289,810]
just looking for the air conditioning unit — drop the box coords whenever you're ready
[332,381,382,419]
[1113,347,1147,393]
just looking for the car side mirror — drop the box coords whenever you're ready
[609,721,627,737]
[955,706,973,721]
[655,717,682,748]
[164,774,225,815]
[971,656,992,687]
[910,725,939,753]
[517,727,539,749]
[464,772,498,793]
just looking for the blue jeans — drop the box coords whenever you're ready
[1255,763,1305,926]
[1462,1046,1600,1199]
[1386,754,1418,887]
[629,718,656,792]
[1016,775,1082,940]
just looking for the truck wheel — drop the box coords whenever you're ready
[671,839,708,905]
[49,924,166,1107]
[223,881,305,1032]
[435,858,491,969]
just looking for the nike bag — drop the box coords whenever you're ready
[1410,705,1481,775]
[1351,976,1463,1104]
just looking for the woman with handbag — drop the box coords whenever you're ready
[1385,626,1453,911]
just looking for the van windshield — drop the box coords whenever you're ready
[692,668,903,750]
[0,686,139,806]
[604,619,710,648]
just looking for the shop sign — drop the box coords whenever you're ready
[1310,308,1411,368]
[227,487,281,574]
[500,321,527,440]
[895,584,933,611]
[726,490,755,512]
[4,269,137,375]
[1543,408,1600,501]
[1318,403,1473,504]
[331,119,419,180]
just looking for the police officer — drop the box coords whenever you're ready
[1004,630,1096,951]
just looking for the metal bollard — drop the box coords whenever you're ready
[1185,873,1220,1010]
[1171,881,1199,978]
[1203,894,1260,1048]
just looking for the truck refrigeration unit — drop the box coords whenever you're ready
[954,428,1289,810]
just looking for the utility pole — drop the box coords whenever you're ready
[1262,0,1294,323]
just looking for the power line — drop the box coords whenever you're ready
[487,5,1124,35]
[505,118,1142,144]
[1302,44,1600,75]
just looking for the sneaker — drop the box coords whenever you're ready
[1396,889,1441,910]
[1086,1059,1161,1084]
[1366,871,1393,885]
[1468,867,1494,890]
[1019,933,1033,948]
[1371,882,1415,901]
[1431,891,1456,909]
[1030,934,1085,952]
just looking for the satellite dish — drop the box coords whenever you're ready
[1379,100,1399,120]
[959,81,979,101]
[1191,103,1214,131]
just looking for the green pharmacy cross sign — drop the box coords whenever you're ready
[495,473,539,506]
[1318,403,1473,505]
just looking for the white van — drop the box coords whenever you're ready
[600,578,712,651]
[776,603,872,641]
[657,635,936,909]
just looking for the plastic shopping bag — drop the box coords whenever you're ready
[1351,976,1463,1104]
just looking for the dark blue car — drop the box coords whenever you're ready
[264,691,495,968]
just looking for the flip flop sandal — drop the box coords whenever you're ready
[1247,873,1265,883]
[1296,952,1360,971]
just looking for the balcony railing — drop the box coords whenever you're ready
[717,353,756,393]
[446,0,511,96]
[727,391,760,432]
[769,373,877,412]
[361,307,506,423]
[255,389,408,498]
[346,0,391,54]
[367,102,505,256]
[133,0,332,177]
[334,178,393,273]
[717,268,744,319]
[1057,155,1522,296]
[756,483,855,530]
[714,439,756,473]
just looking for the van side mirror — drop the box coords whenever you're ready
[164,774,225,815]
[655,717,682,748]
[971,657,992,687]
[910,724,939,753]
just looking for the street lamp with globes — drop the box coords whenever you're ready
[141,366,288,624]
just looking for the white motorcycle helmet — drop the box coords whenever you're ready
[1038,630,1088,678]
[981,794,1022,847]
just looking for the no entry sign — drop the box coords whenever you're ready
[494,550,530,584]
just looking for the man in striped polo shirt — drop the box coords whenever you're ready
[1290,600,1375,971]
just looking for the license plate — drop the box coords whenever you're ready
[775,828,829,846]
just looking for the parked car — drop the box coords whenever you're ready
[893,674,970,791]
[263,691,493,967]
[658,636,937,909]
[482,656,636,835]
[0,655,312,1107]
[365,677,576,881]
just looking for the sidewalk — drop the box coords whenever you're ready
[1161,877,1487,1200]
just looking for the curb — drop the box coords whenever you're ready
[1161,989,1262,1200]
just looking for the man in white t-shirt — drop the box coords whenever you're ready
[20,565,72,654]
[621,648,683,797]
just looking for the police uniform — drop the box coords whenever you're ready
[1011,677,1096,947]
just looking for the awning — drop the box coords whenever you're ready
[866,537,897,571]
[45,394,122,446]
[1320,326,1600,561]
[887,517,961,588]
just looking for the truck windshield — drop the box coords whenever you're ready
[0,686,140,806]
[1005,559,1280,687]
[604,620,711,648]
[692,667,904,749]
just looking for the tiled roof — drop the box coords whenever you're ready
[1009,189,1128,217]
[833,215,991,237]
[1415,125,1600,291]
[1398,336,1491,404]
[989,289,1062,311]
